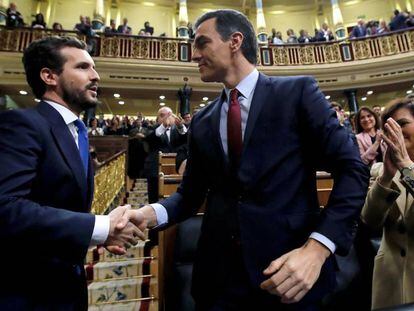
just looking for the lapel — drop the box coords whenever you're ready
[36,101,88,206]
[242,73,270,156]
[392,171,406,216]
[209,94,229,170]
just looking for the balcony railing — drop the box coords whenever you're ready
[0,26,413,66]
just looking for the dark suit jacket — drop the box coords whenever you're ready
[160,74,369,306]
[350,26,367,38]
[0,101,95,310]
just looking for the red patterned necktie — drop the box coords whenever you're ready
[227,88,242,166]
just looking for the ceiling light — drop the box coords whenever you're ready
[142,1,155,6]
[19,90,28,95]
[367,90,373,95]
[407,90,413,94]
[34,98,40,102]
[344,0,360,6]
[114,93,120,98]
[361,97,367,101]
[200,103,206,107]
[159,95,165,100]
[269,10,285,15]
[202,97,209,101]
[118,101,125,105]
[325,95,331,100]
[159,102,165,106]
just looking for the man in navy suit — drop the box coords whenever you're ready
[0,37,145,310]
[134,9,369,310]
[350,19,367,38]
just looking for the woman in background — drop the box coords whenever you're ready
[355,106,385,166]
[362,98,414,309]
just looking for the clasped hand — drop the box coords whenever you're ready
[104,205,148,255]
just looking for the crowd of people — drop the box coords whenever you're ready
[3,4,414,311]
[269,9,414,45]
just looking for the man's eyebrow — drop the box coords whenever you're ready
[194,35,209,45]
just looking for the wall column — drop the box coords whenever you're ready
[331,0,346,39]
[93,0,104,30]
[0,0,9,25]
[256,0,267,43]
[177,0,189,38]
[178,84,192,116]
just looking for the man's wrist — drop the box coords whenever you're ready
[140,205,158,227]
[306,238,331,260]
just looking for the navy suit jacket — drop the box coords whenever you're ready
[160,74,369,306]
[0,101,95,310]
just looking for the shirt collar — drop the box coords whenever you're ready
[224,68,259,102]
[43,100,78,125]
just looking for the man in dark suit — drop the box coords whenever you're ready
[134,9,369,310]
[143,106,188,203]
[117,17,132,35]
[0,37,145,310]
[350,19,367,38]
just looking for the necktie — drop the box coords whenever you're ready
[74,119,89,175]
[227,88,242,167]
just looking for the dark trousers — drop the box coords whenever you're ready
[195,243,322,311]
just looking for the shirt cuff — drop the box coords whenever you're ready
[90,215,110,247]
[309,232,336,254]
[155,124,167,137]
[177,124,187,135]
[150,203,168,226]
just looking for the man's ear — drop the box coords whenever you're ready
[230,32,244,53]
[39,68,58,87]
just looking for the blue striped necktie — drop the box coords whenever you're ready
[74,119,89,175]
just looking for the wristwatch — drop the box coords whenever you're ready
[400,163,414,177]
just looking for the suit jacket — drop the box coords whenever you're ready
[356,131,386,166]
[0,101,95,310]
[362,164,414,310]
[160,74,369,306]
[350,26,367,38]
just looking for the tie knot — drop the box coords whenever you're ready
[230,88,239,102]
[74,119,87,134]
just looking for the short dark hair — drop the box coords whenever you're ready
[381,98,414,130]
[22,36,86,99]
[355,106,381,134]
[194,9,257,64]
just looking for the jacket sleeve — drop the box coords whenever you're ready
[299,77,370,255]
[356,134,379,165]
[0,110,95,263]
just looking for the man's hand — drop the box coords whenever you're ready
[104,205,142,255]
[260,239,330,304]
[105,205,158,255]
[172,114,184,127]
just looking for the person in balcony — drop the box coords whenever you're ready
[389,9,408,31]
[286,28,298,44]
[6,2,24,27]
[117,18,132,35]
[144,21,154,35]
[271,30,284,45]
[355,106,386,167]
[31,13,46,29]
[361,97,414,310]
[104,19,118,35]
[298,29,314,43]
[316,23,334,41]
[350,19,367,38]
[377,20,390,34]
[52,22,63,31]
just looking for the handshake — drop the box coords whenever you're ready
[103,204,156,255]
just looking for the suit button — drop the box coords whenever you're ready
[401,248,406,257]
[398,223,407,234]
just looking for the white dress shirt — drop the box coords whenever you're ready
[45,101,109,247]
[151,69,336,253]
